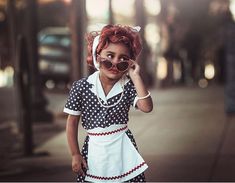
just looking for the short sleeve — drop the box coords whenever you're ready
[63,80,83,115]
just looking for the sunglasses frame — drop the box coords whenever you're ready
[97,55,133,72]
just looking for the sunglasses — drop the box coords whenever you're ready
[97,55,133,72]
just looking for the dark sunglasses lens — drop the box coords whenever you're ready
[116,62,129,71]
[102,60,113,69]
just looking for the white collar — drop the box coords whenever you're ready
[87,71,130,102]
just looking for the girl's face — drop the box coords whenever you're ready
[98,43,131,81]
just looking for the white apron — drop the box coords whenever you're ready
[85,124,148,182]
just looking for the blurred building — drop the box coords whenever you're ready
[1,0,235,88]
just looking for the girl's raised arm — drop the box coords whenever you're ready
[128,62,153,113]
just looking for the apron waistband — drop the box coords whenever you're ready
[87,125,128,136]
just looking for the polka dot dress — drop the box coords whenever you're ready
[64,72,146,182]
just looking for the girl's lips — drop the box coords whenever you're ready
[109,69,119,74]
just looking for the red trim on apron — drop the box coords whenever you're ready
[87,126,128,136]
[86,162,146,180]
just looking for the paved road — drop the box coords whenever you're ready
[1,85,235,182]
[137,86,233,182]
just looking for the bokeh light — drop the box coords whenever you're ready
[45,80,55,89]
[230,0,235,21]
[144,0,161,16]
[157,57,168,80]
[112,0,135,18]
[173,61,182,81]
[0,66,14,87]
[86,0,109,20]
[63,0,71,4]
[204,63,215,80]
[145,23,160,51]
[198,78,208,88]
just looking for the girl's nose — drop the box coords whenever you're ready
[112,56,119,64]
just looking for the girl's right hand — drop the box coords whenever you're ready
[72,154,88,176]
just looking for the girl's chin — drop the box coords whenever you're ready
[100,69,125,81]
[105,72,123,80]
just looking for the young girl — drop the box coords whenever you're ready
[64,24,153,182]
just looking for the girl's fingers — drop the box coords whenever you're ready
[72,159,88,176]
[82,159,88,170]
[129,62,136,71]
[79,169,85,176]
[72,163,81,172]
[72,166,79,173]
[72,166,85,176]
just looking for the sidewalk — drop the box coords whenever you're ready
[1,85,235,182]
[0,89,73,182]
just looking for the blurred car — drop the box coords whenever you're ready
[38,27,71,89]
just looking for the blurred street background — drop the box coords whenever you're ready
[1,0,235,182]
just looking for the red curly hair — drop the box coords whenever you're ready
[86,24,142,66]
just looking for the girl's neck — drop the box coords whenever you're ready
[99,73,120,96]
[99,73,119,86]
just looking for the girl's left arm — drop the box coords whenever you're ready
[128,62,153,113]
